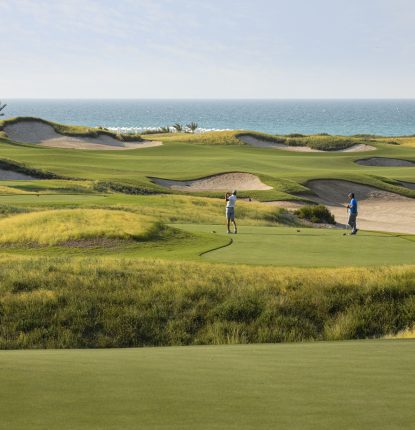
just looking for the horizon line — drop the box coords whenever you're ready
[4,97,415,101]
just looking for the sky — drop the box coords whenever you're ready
[0,0,414,98]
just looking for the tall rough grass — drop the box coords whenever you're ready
[0,256,414,349]
[0,209,159,245]
[106,195,296,226]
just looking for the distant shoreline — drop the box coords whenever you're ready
[2,99,415,136]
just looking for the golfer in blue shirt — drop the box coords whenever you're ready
[347,192,358,235]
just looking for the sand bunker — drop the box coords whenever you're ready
[4,120,162,150]
[355,157,415,167]
[261,200,313,209]
[151,172,272,192]
[399,181,415,190]
[238,135,376,153]
[0,168,35,180]
[305,179,415,234]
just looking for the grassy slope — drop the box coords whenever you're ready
[1,257,414,348]
[1,131,415,200]
[1,211,414,266]
[0,193,293,226]
[179,224,415,267]
[0,209,160,245]
[0,208,229,260]
[1,341,414,430]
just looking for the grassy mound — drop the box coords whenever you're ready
[236,131,372,150]
[0,257,414,348]
[285,135,364,150]
[294,204,336,224]
[0,209,162,246]
[146,130,244,145]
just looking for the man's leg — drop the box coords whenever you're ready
[232,219,237,234]
[349,214,357,234]
[352,215,357,234]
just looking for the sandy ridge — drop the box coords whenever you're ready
[4,120,162,151]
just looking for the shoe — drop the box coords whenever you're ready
[234,229,237,234]
[227,230,231,234]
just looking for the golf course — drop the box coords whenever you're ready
[0,117,414,429]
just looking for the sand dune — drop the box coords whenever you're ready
[355,157,415,167]
[4,120,162,150]
[150,172,272,191]
[238,135,376,152]
[305,179,415,234]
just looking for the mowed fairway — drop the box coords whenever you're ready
[1,133,415,201]
[1,341,414,430]
[178,225,415,267]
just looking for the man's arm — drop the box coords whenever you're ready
[225,192,230,201]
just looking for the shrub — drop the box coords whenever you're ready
[294,205,335,224]
[286,133,306,138]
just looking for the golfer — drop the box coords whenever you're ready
[225,190,237,234]
[347,192,358,235]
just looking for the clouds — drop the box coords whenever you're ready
[1,0,414,98]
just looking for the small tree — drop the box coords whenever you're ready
[0,101,7,117]
[186,122,198,133]
[173,123,183,132]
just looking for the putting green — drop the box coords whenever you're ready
[0,340,414,430]
[177,225,415,267]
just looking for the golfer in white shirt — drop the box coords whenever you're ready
[225,190,237,234]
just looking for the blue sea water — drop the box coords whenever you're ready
[3,99,415,136]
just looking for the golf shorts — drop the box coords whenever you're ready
[226,207,235,221]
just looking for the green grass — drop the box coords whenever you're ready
[0,192,295,226]
[0,341,414,430]
[1,123,415,201]
[178,224,415,267]
[0,208,230,259]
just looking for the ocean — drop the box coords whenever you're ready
[3,99,415,136]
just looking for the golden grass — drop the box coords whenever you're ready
[385,326,415,339]
[0,255,414,348]
[0,185,30,195]
[144,131,243,145]
[0,209,159,245]
[375,136,415,147]
[110,194,294,225]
